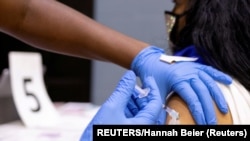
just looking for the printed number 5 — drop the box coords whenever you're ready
[23,78,41,112]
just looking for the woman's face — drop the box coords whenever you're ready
[172,0,189,14]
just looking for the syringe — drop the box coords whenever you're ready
[135,85,150,98]
[165,106,179,119]
[164,105,180,125]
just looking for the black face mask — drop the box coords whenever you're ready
[165,11,188,49]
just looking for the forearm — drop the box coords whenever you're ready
[0,0,149,69]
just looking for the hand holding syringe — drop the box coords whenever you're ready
[135,84,180,124]
[135,85,150,98]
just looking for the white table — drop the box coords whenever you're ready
[0,102,99,141]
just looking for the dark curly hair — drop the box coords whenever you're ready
[171,0,250,91]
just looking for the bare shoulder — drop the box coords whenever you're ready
[165,94,233,125]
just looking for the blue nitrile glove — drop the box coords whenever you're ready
[131,46,233,125]
[125,80,167,124]
[80,70,162,141]
[125,86,168,126]
[126,77,163,118]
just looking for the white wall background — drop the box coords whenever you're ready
[91,0,174,105]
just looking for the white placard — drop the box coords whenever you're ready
[8,51,60,128]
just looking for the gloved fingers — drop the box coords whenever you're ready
[198,71,228,114]
[135,77,162,123]
[125,107,134,118]
[173,81,206,124]
[125,75,156,116]
[190,78,217,124]
[132,76,161,110]
[142,76,162,105]
[132,89,148,110]
[201,65,232,85]
[156,108,167,125]
[126,98,139,117]
[107,70,136,108]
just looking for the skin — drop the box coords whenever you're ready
[166,94,233,124]
[166,0,233,125]
[0,0,148,69]
[0,0,232,124]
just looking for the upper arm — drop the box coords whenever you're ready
[165,94,233,125]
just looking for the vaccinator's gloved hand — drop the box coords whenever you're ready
[126,91,167,125]
[80,70,162,141]
[131,46,233,125]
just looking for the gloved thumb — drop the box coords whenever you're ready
[107,70,137,109]
[157,109,167,124]
[134,76,163,124]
